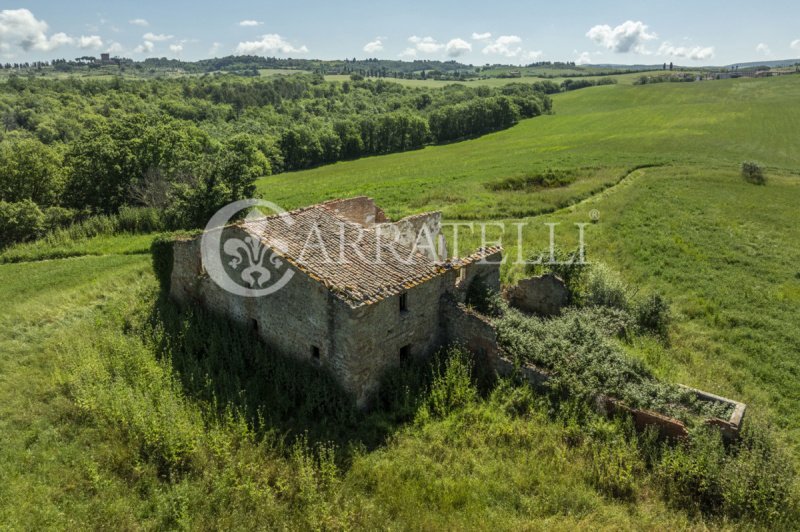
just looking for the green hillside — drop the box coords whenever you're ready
[257,73,800,452]
[2,74,799,527]
[260,76,800,219]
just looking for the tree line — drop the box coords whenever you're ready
[0,74,550,245]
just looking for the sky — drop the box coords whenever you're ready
[2,1,800,66]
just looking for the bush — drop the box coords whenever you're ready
[0,199,44,248]
[117,205,165,233]
[635,293,671,338]
[42,206,77,232]
[585,263,630,310]
[655,423,798,525]
[417,348,478,420]
[741,161,766,185]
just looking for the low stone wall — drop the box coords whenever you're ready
[440,297,499,360]
[442,301,746,441]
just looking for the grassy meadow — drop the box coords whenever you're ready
[258,74,800,451]
[262,75,800,219]
[2,74,800,528]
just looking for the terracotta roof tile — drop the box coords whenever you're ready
[239,204,445,306]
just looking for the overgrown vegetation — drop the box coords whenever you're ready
[741,160,767,185]
[486,167,582,191]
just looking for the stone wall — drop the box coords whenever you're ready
[440,296,500,360]
[324,196,388,225]
[335,276,451,406]
[170,226,350,392]
[170,227,504,408]
[376,211,443,261]
[506,274,568,316]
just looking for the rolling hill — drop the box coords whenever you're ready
[2,73,799,528]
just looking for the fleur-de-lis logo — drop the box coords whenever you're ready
[201,199,295,297]
[223,234,284,287]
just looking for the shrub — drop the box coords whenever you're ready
[741,161,766,185]
[42,206,77,231]
[585,419,643,500]
[655,423,798,525]
[635,292,671,338]
[0,199,44,248]
[418,348,477,420]
[117,206,165,233]
[585,263,630,310]
[655,427,726,514]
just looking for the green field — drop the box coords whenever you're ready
[262,76,800,219]
[325,71,680,88]
[2,74,799,527]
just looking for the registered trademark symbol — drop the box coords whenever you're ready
[589,209,600,221]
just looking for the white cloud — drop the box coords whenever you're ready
[445,38,471,57]
[471,32,491,41]
[239,20,262,27]
[169,43,183,54]
[575,51,592,65]
[0,8,74,52]
[399,47,417,58]
[755,43,771,55]
[129,18,149,27]
[106,41,124,54]
[658,41,714,61]
[363,38,383,53]
[236,34,308,55]
[408,35,444,54]
[142,32,173,42]
[482,35,523,57]
[77,35,103,50]
[134,40,155,54]
[522,50,544,61]
[209,42,221,56]
[586,20,656,54]
[791,39,800,52]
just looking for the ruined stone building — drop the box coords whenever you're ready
[169,197,501,407]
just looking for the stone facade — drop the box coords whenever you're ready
[169,197,501,407]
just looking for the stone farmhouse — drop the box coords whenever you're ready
[169,197,501,407]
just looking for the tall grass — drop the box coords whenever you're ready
[0,206,164,263]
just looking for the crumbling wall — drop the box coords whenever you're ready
[376,211,443,261]
[440,297,500,359]
[506,273,568,316]
[448,248,503,304]
[323,196,388,226]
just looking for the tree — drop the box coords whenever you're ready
[0,199,44,247]
[0,137,64,205]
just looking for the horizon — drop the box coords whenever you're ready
[2,1,800,67]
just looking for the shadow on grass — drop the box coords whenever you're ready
[140,292,446,454]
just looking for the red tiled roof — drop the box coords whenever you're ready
[240,203,445,306]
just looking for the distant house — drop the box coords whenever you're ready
[100,53,110,62]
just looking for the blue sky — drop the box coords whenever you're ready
[2,1,799,65]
